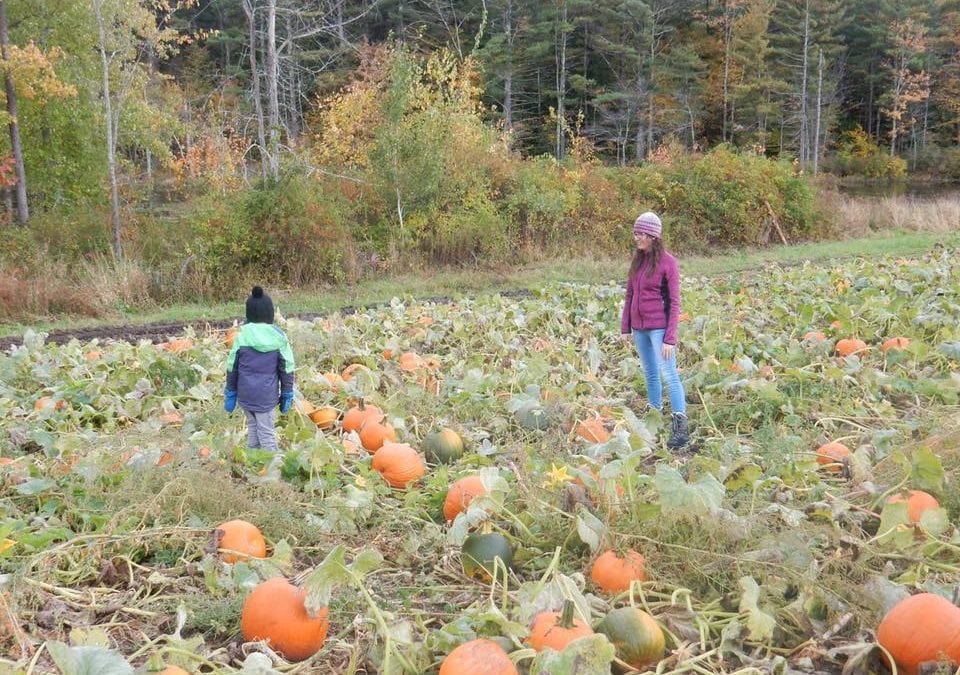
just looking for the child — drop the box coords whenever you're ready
[620,212,690,449]
[224,286,296,452]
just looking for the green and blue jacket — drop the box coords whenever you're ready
[226,323,296,412]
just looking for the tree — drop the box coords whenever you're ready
[769,0,845,163]
[883,17,930,155]
[0,0,25,223]
[92,0,190,258]
[0,0,75,224]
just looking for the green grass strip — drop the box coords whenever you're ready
[0,229,953,336]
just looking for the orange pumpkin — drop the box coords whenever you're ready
[886,490,940,523]
[341,363,370,381]
[528,600,594,652]
[399,351,423,372]
[164,338,194,353]
[34,396,67,412]
[439,639,517,675]
[443,475,488,521]
[294,399,316,415]
[225,326,240,348]
[308,407,339,430]
[241,577,329,662]
[156,451,175,467]
[215,519,267,563]
[590,549,647,593]
[160,667,191,675]
[802,330,826,342]
[574,417,610,443]
[158,412,183,426]
[835,338,868,357]
[342,402,383,434]
[371,442,425,488]
[359,419,397,453]
[877,593,960,675]
[881,337,911,353]
[84,350,102,360]
[321,372,344,389]
[815,441,851,472]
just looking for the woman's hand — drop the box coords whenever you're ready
[661,343,675,360]
[621,333,633,346]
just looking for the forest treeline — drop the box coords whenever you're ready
[0,0,956,318]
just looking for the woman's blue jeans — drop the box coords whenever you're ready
[632,328,687,414]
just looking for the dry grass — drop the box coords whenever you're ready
[0,256,156,321]
[829,192,960,238]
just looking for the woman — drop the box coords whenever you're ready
[620,211,689,449]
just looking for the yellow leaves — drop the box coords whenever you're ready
[1,43,76,103]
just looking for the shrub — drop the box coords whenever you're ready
[29,205,113,260]
[192,172,355,293]
[502,156,575,252]
[827,126,908,179]
[657,146,817,250]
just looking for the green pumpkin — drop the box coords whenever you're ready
[423,428,465,464]
[461,533,513,582]
[596,606,665,671]
[515,405,551,431]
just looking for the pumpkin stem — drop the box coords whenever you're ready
[557,600,576,629]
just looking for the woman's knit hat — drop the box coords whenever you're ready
[634,212,663,239]
[245,286,275,323]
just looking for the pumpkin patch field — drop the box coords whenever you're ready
[1,249,959,674]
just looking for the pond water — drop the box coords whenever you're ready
[837,181,960,199]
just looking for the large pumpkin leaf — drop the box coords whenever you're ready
[528,634,615,674]
[46,642,133,675]
[575,506,606,553]
[655,465,725,516]
[738,576,776,642]
[303,544,383,614]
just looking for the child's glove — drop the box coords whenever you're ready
[279,391,294,414]
[224,389,237,413]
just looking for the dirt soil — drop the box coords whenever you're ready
[0,290,534,351]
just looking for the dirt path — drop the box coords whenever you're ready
[0,290,534,351]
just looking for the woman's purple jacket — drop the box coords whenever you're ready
[620,252,681,345]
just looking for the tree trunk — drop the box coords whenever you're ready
[284,12,300,141]
[799,0,810,164]
[813,47,823,175]
[646,16,655,155]
[265,0,280,178]
[0,0,27,224]
[336,0,347,49]
[555,0,568,160]
[503,0,513,133]
[634,117,644,162]
[722,1,734,142]
[94,0,123,259]
[243,0,269,180]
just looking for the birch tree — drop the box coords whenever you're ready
[92,0,189,258]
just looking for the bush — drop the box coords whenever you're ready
[825,126,908,179]
[502,156,575,252]
[29,205,113,260]
[657,146,817,250]
[191,172,355,294]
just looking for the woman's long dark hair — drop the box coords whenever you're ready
[629,237,664,279]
